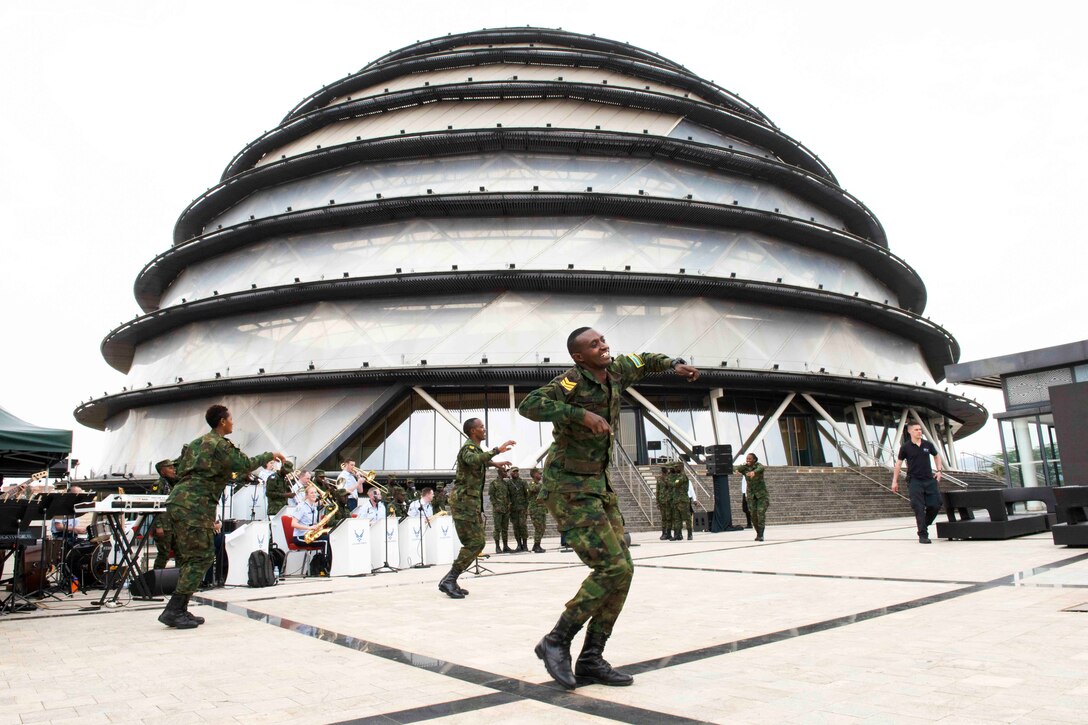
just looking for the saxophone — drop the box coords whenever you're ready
[304,487,339,544]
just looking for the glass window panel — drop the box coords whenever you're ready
[408,407,436,470]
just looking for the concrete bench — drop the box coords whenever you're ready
[1051,486,1088,546]
[935,487,1056,541]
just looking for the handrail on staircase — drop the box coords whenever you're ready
[611,444,656,526]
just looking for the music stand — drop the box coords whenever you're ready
[0,501,38,614]
[467,512,493,576]
[371,505,399,575]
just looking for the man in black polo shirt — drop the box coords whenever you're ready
[892,422,944,544]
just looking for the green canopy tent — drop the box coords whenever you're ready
[0,406,72,479]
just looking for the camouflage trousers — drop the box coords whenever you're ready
[658,501,673,530]
[452,512,485,572]
[151,512,176,570]
[511,507,528,542]
[492,510,510,545]
[171,519,215,596]
[545,489,633,637]
[529,507,547,543]
[748,493,769,531]
[671,499,692,533]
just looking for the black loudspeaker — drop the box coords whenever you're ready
[705,444,733,475]
[709,474,735,532]
[136,567,179,596]
[692,510,710,531]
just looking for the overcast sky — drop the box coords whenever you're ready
[2,1,1084,472]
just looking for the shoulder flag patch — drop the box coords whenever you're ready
[559,378,577,392]
[626,353,644,368]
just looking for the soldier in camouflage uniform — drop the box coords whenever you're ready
[158,405,284,629]
[433,483,450,514]
[734,453,769,541]
[508,467,530,552]
[655,464,673,540]
[440,418,515,599]
[387,485,410,521]
[488,466,512,554]
[670,464,694,541]
[151,459,177,570]
[518,326,699,689]
[527,467,548,553]
[264,459,296,516]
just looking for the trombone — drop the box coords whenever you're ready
[351,466,386,494]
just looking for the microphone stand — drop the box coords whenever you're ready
[412,504,432,569]
[371,503,398,574]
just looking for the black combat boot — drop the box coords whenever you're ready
[755,526,765,542]
[503,534,514,554]
[158,593,198,629]
[494,539,503,554]
[438,567,465,599]
[535,616,582,689]
[180,594,205,625]
[673,528,683,541]
[533,541,545,553]
[659,526,669,540]
[575,630,634,687]
[686,530,693,541]
[518,538,529,552]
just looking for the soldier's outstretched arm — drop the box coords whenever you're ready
[614,353,700,387]
[214,439,275,475]
[519,380,585,424]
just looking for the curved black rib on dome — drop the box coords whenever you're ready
[370,27,690,76]
[106,270,957,379]
[176,128,885,250]
[284,47,769,125]
[220,81,834,183]
[141,192,924,314]
[72,366,988,436]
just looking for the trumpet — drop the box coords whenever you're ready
[351,467,386,494]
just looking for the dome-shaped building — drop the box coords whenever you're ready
[76,27,986,478]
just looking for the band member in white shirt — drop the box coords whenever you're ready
[407,487,435,523]
[290,485,331,573]
[358,485,386,521]
[337,460,363,512]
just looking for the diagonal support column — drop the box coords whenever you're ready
[802,393,875,466]
[735,394,795,462]
[626,387,698,452]
[412,385,464,436]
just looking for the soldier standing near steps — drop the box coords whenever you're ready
[508,467,530,552]
[734,453,769,541]
[488,466,512,553]
[519,326,700,690]
[527,467,548,553]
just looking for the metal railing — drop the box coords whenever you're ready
[611,444,657,526]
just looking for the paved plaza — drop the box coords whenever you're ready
[4,516,1088,724]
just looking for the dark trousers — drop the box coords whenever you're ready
[908,477,941,536]
[293,535,331,572]
[741,494,753,528]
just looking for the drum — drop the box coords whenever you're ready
[65,541,110,587]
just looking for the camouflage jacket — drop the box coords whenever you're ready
[166,432,274,528]
[508,475,529,511]
[654,471,669,506]
[670,472,691,503]
[150,476,174,496]
[265,461,295,513]
[488,477,511,514]
[518,352,677,495]
[527,478,546,513]
[433,487,449,513]
[449,440,498,517]
[734,463,768,499]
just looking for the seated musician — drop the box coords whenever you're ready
[50,485,88,544]
[290,485,331,573]
[407,487,436,523]
[357,485,386,521]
